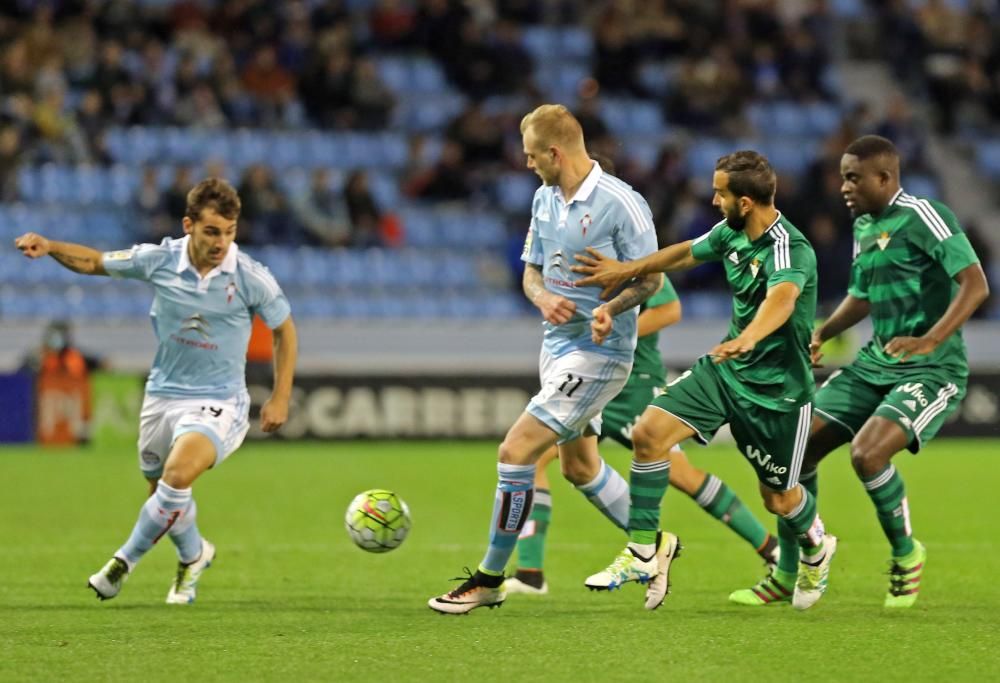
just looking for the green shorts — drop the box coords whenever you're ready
[600,380,662,450]
[649,356,812,490]
[814,363,966,453]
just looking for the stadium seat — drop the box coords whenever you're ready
[977,140,1000,180]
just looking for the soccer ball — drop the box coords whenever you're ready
[344,489,411,553]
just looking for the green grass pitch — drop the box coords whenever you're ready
[2,439,998,681]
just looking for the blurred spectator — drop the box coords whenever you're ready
[290,168,352,247]
[0,125,23,201]
[667,47,745,133]
[875,92,931,174]
[175,82,227,129]
[349,57,396,130]
[370,0,416,49]
[31,84,88,163]
[165,165,195,221]
[344,169,391,247]
[300,48,354,128]
[809,213,853,308]
[404,139,474,201]
[20,320,102,447]
[241,45,296,126]
[591,5,644,97]
[134,165,172,243]
[238,163,294,245]
[447,102,504,165]
[965,222,994,319]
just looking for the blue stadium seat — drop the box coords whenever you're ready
[759,138,817,175]
[560,27,593,60]
[495,172,537,208]
[904,174,940,199]
[977,141,1000,179]
[522,27,560,62]
[401,209,438,247]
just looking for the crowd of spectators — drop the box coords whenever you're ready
[0,0,996,311]
[868,0,1000,136]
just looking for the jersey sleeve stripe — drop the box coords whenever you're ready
[240,257,282,299]
[852,239,861,259]
[598,177,654,235]
[898,195,952,241]
[771,225,790,270]
[692,231,712,246]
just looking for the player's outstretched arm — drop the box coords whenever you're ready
[14,233,108,276]
[637,299,682,337]
[260,315,298,433]
[591,272,662,344]
[883,262,990,361]
[523,263,576,325]
[811,294,871,365]
[572,242,699,300]
[711,281,801,363]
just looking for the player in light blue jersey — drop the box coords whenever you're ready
[429,104,664,614]
[15,178,298,605]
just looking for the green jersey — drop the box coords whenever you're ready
[690,212,817,412]
[630,277,679,384]
[847,189,980,381]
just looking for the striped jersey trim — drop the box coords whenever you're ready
[770,224,791,271]
[913,383,959,434]
[597,176,654,235]
[693,220,726,247]
[238,254,283,299]
[897,193,953,242]
[787,402,811,488]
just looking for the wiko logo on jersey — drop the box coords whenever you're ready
[498,489,534,533]
[896,383,929,407]
[744,445,788,475]
[180,313,212,339]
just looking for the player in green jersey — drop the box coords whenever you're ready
[572,150,836,611]
[506,275,779,598]
[798,135,988,608]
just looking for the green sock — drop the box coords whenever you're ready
[775,468,820,575]
[776,516,800,574]
[515,488,551,570]
[628,459,670,545]
[691,474,769,550]
[861,465,914,558]
[782,486,824,556]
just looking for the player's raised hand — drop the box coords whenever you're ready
[809,331,825,368]
[591,305,613,345]
[534,290,577,325]
[14,232,51,258]
[710,335,756,363]
[883,335,937,362]
[571,247,632,300]
[260,395,289,433]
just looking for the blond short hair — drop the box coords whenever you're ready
[520,104,584,151]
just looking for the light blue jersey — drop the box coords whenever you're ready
[103,236,291,400]
[521,162,658,361]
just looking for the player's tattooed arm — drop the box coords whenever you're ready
[603,272,663,317]
[573,242,699,299]
[524,263,576,325]
[14,233,108,276]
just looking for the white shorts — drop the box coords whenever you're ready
[137,391,251,478]
[527,348,631,443]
